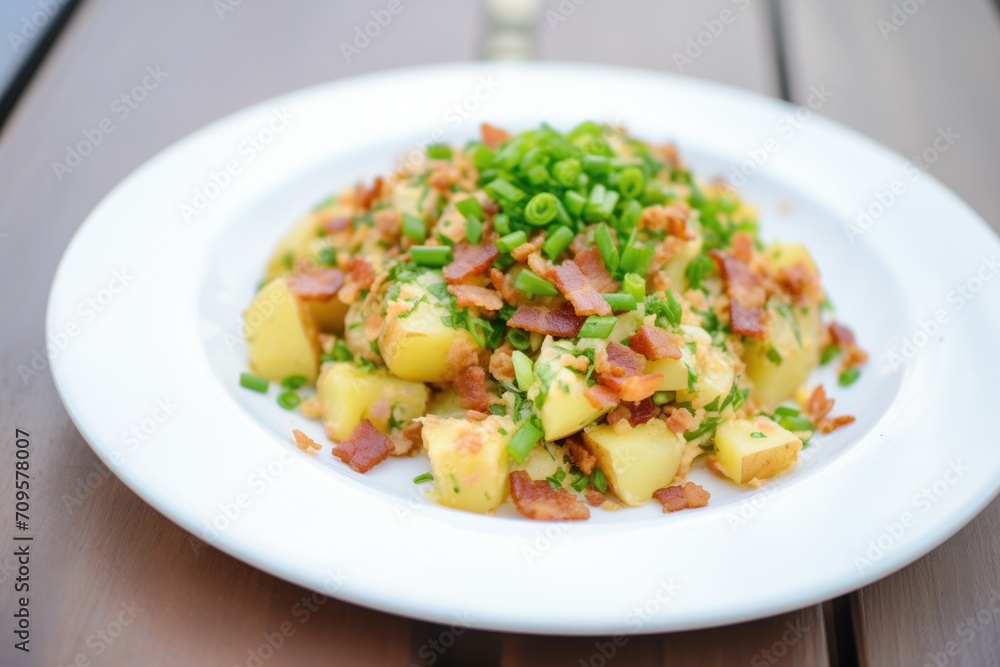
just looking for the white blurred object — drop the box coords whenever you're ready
[486,0,542,25]
[483,0,542,60]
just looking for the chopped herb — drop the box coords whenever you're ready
[316,246,337,266]
[546,468,567,489]
[839,367,861,387]
[578,315,617,339]
[496,230,528,253]
[449,473,461,494]
[456,197,485,220]
[512,350,535,392]
[571,474,590,492]
[703,396,720,413]
[413,472,434,484]
[402,213,426,242]
[410,245,452,268]
[281,375,308,390]
[652,390,675,406]
[765,346,783,365]
[489,405,508,416]
[684,254,715,291]
[750,432,768,439]
[686,364,699,393]
[508,420,543,463]
[820,344,840,365]
[277,390,301,410]
[591,469,608,494]
[427,143,452,160]
[603,293,637,311]
[239,372,269,393]
[465,216,483,244]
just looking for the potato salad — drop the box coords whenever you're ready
[240,122,865,520]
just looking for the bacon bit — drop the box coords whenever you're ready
[490,268,522,305]
[374,209,401,242]
[731,231,755,263]
[618,374,663,402]
[653,482,711,513]
[466,410,489,421]
[842,344,868,370]
[332,420,394,473]
[288,268,345,302]
[429,165,461,193]
[628,325,682,361]
[565,437,596,476]
[666,407,694,435]
[573,246,620,293]
[292,429,322,452]
[482,199,500,217]
[776,262,823,304]
[443,242,499,284]
[569,232,590,256]
[368,399,391,422]
[623,399,660,426]
[606,404,630,426]
[337,258,376,304]
[584,384,619,409]
[507,303,586,338]
[585,489,605,506]
[508,470,590,521]
[510,232,547,263]
[389,420,423,456]
[804,385,835,423]
[710,250,767,338]
[455,366,491,412]
[489,344,516,383]
[354,177,384,211]
[481,123,511,149]
[562,354,590,373]
[444,337,483,380]
[448,284,503,311]
[548,258,612,317]
[322,215,351,234]
[817,414,856,434]
[640,204,693,239]
[828,322,856,347]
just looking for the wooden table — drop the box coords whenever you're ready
[2,1,998,665]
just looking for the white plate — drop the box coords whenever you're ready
[48,63,1000,634]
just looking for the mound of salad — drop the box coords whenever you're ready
[240,121,865,520]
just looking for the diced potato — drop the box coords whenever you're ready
[392,179,440,219]
[421,415,513,513]
[714,416,802,484]
[767,242,818,275]
[263,214,321,281]
[582,419,685,506]
[676,343,736,408]
[512,442,574,490]
[426,389,467,419]
[646,325,709,392]
[245,277,320,383]
[743,300,822,410]
[378,270,480,382]
[529,337,611,441]
[306,297,350,335]
[317,362,429,441]
[660,236,703,291]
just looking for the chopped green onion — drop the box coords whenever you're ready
[316,246,337,266]
[471,145,494,169]
[410,245,452,268]
[426,143,452,160]
[623,272,645,301]
[456,197,484,220]
[496,231,527,253]
[402,213,426,242]
[774,406,800,418]
[465,216,483,244]
[515,269,558,297]
[578,315,617,339]
[780,415,813,432]
[603,293,637,311]
[766,346,783,365]
[526,164,550,186]
[571,475,590,493]
[685,254,715,291]
[485,178,526,202]
[619,236,653,275]
[595,224,620,273]
[508,420,544,463]
[506,328,530,351]
[321,339,353,363]
[583,154,611,178]
[277,390,301,410]
[652,390,675,406]
[585,184,619,222]
[281,375,308,390]
[838,367,861,387]
[493,213,512,235]
[489,405,508,416]
[564,191,586,217]
[820,345,840,365]
[750,432,767,439]
[618,199,643,232]
[617,166,645,199]
[413,472,435,484]
[545,468,567,489]
[525,192,560,226]
[552,158,582,186]
[512,350,534,392]
[239,372,269,393]
[591,469,608,494]
[542,226,574,260]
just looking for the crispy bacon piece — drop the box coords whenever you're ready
[596,342,662,402]
[653,482,711,513]
[448,284,503,311]
[288,268,345,302]
[628,325,682,361]
[332,420,394,473]
[606,404,630,426]
[640,204,693,239]
[585,489,605,506]
[549,259,612,317]
[489,344,516,383]
[507,303,585,338]
[490,268,521,305]
[337,257,376,304]
[354,177,384,211]
[374,209,401,242]
[804,385,835,423]
[623,399,659,426]
[510,231,546,263]
[731,231,755,263]
[584,384,619,409]
[665,407,694,435]
[292,429,322,452]
[389,420,423,456]
[618,374,663,402]
[828,322,856,347]
[443,242,499,284]
[817,414,856,434]
[573,246,620,293]
[481,123,511,149]
[565,437,596,476]
[322,215,351,234]
[710,250,767,338]
[455,366,490,412]
[508,471,590,521]
[776,262,823,304]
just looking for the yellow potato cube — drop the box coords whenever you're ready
[743,301,822,410]
[530,337,611,441]
[582,419,685,507]
[421,415,513,513]
[714,416,802,484]
[244,277,320,383]
[317,362,429,441]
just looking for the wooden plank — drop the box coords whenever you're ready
[779,0,1000,664]
[496,4,831,664]
[0,0,483,665]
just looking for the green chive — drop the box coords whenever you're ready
[617,166,645,199]
[585,184,608,222]
[766,346,783,365]
[239,372,269,393]
[493,213,511,235]
[619,199,643,231]
[465,216,483,244]
[583,154,611,178]
[578,315,617,339]
[525,192,560,226]
[603,293,637,311]
[281,375,308,390]
[323,340,353,363]
[564,191,587,218]
[750,432,768,439]
[542,226,574,260]
[413,472,435,484]
[820,345,840,365]
[512,350,534,392]
[508,420,543,463]
[277,390,301,410]
[515,269,558,297]
[402,213,426,242]
[619,235,653,275]
[496,231,527,253]
[780,415,813,432]
[411,245,452,268]
[571,475,589,493]
[591,468,608,494]
[485,178,526,202]
[595,224,620,273]
[623,272,645,301]
[506,328,530,351]
[526,164,550,186]
[552,158,582,186]
[456,197,484,220]
[471,145,494,170]
[838,367,861,387]
[426,144,452,160]
[652,390,675,406]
